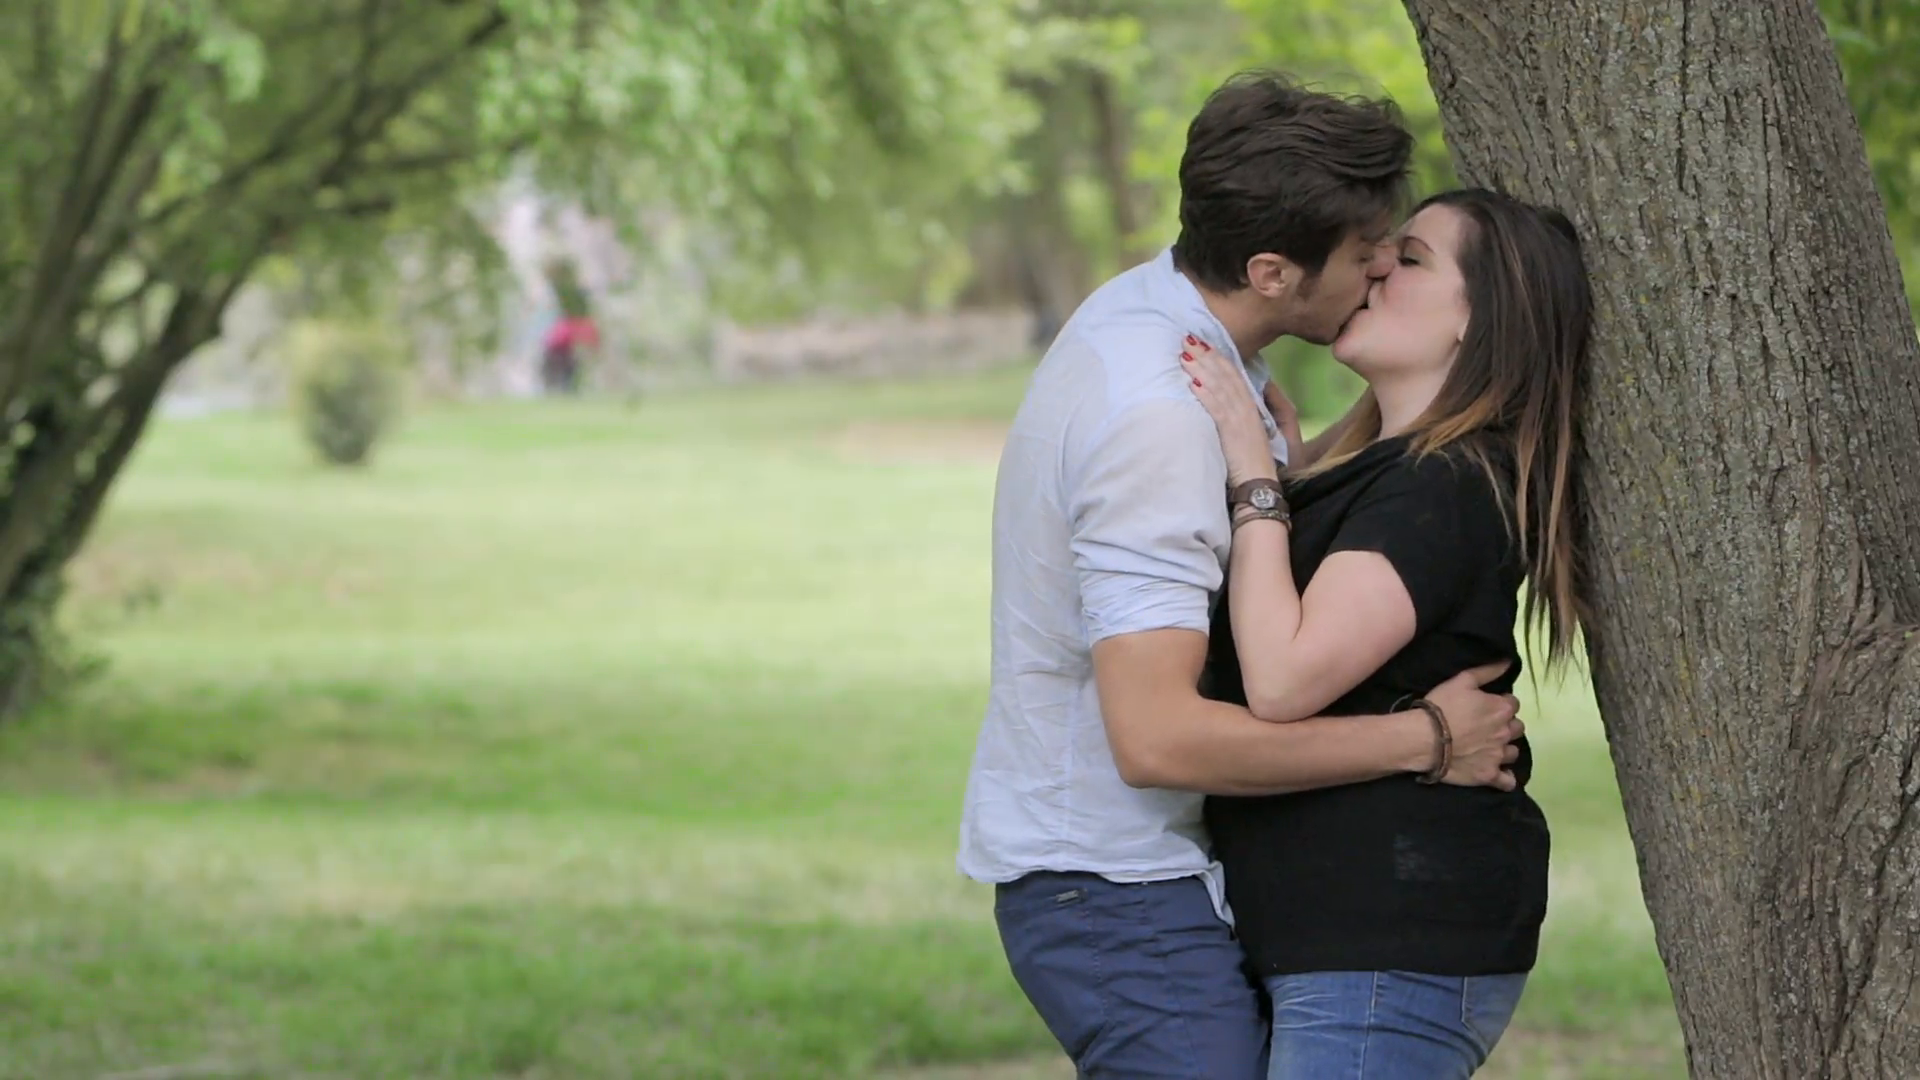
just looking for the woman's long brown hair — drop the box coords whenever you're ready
[1309,188,1593,668]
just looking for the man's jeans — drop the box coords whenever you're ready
[1265,970,1528,1079]
[993,871,1268,1079]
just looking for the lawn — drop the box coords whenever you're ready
[0,367,1684,1079]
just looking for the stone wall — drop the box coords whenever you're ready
[159,191,1040,414]
[711,309,1037,383]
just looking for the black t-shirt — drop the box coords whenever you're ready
[1200,434,1550,977]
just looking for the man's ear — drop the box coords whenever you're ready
[1245,253,1302,299]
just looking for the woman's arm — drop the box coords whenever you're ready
[1225,537,1418,721]
[1184,341,1420,722]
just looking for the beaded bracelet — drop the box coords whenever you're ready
[1230,507,1289,532]
[1408,698,1452,784]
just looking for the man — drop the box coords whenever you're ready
[957,73,1525,1078]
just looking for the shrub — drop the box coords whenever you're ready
[285,319,405,467]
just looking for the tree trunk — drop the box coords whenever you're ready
[0,5,512,719]
[1085,66,1147,268]
[0,289,223,719]
[1398,1,1920,1075]
[969,76,1092,345]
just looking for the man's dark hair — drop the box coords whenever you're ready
[1172,72,1413,292]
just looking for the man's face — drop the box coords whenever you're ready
[1270,220,1397,346]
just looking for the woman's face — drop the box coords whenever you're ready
[1330,204,1472,377]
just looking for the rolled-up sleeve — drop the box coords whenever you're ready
[1067,397,1231,644]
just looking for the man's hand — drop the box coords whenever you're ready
[1261,379,1306,468]
[1422,662,1524,791]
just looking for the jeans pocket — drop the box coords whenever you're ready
[997,891,1104,1060]
[1459,973,1528,1054]
[994,881,1092,918]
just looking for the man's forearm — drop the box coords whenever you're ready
[1135,697,1433,796]
[1095,629,1437,796]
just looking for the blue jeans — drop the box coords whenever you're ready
[994,871,1268,1079]
[1265,970,1528,1079]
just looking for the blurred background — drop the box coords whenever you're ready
[2,1,1917,1078]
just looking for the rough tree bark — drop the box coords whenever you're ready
[1398,1,1920,1075]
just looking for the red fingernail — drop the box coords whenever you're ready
[1180,352,1192,362]
[1186,335,1198,346]
[1192,378,1202,387]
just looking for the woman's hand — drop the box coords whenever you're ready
[1182,336,1278,485]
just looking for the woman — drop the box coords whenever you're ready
[1180,187,1591,1079]
[541,313,599,395]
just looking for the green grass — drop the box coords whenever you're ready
[0,367,1682,1079]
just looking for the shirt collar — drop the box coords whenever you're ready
[1149,247,1281,445]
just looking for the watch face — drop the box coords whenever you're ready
[1250,487,1278,510]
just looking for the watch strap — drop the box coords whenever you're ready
[1228,477,1286,509]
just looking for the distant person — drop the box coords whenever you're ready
[958,72,1529,1079]
[540,314,598,395]
[1184,186,1590,1078]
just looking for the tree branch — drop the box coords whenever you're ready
[1081,63,1143,265]
[250,7,510,246]
[0,280,229,590]
[47,315,204,568]
[29,2,56,87]
[354,148,488,178]
[335,7,511,168]
[50,249,266,571]
[137,4,505,244]
[0,4,514,592]
[135,0,417,241]
[0,35,183,412]
[82,266,168,360]
[11,4,59,247]
[0,27,125,396]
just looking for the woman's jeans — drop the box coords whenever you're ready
[1264,970,1527,1079]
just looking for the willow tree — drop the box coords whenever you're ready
[0,0,1028,712]
[1399,0,1920,1075]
